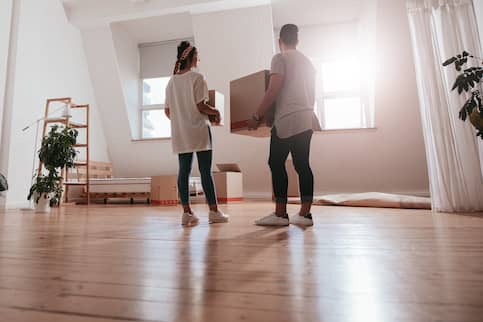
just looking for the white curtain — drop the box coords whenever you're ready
[407,0,483,212]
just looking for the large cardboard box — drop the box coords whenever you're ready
[151,175,179,205]
[230,70,274,137]
[213,164,243,202]
[207,90,224,126]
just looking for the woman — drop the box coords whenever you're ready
[165,41,229,226]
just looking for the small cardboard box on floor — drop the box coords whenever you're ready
[213,164,243,202]
[151,175,179,205]
[230,70,274,137]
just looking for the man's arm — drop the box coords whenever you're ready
[248,73,284,129]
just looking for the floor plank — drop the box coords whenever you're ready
[1,202,483,322]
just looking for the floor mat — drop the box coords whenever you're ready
[288,192,431,209]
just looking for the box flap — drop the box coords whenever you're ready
[216,163,241,172]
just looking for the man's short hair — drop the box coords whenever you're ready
[280,24,299,46]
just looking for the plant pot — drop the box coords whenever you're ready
[470,110,483,131]
[34,193,51,213]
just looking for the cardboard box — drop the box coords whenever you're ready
[207,90,224,126]
[213,164,243,202]
[230,70,274,137]
[151,175,179,205]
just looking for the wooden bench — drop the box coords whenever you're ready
[68,162,151,204]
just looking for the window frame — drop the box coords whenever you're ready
[139,76,171,139]
[313,58,371,130]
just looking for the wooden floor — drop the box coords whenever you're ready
[1,202,483,322]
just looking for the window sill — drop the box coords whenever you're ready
[132,137,171,142]
[131,128,377,142]
[315,127,378,134]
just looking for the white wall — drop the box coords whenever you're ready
[79,5,276,184]
[0,0,14,206]
[476,0,483,42]
[191,1,428,196]
[474,0,483,175]
[140,38,194,78]
[0,0,13,139]
[192,5,276,196]
[1,0,110,207]
[111,23,140,138]
[79,0,429,197]
[81,26,179,178]
[64,0,271,28]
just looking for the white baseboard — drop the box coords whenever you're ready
[5,201,33,209]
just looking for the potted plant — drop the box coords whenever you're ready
[28,125,78,212]
[27,174,63,212]
[443,51,483,139]
[0,173,7,192]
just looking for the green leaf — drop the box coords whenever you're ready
[443,57,457,66]
[459,106,468,121]
[451,80,459,91]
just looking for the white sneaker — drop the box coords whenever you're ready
[255,213,289,226]
[182,212,199,226]
[290,213,313,226]
[209,210,229,224]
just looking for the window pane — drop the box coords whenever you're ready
[142,109,171,138]
[323,97,362,130]
[320,60,360,93]
[142,77,170,106]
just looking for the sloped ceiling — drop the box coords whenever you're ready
[271,0,365,27]
[115,12,194,44]
[63,0,365,29]
[106,0,366,45]
[61,0,272,28]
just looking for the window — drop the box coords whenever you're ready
[140,77,171,139]
[313,59,371,130]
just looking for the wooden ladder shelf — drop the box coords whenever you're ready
[38,97,90,205]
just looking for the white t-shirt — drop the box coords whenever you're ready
[270,50,321,138]
[165,71,211,154]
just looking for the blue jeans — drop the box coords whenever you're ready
[178,150,217,206]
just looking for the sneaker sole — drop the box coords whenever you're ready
[209,218,229,224]
[255,222,289,226]
[290,222,313,227]
[182,219,199,226]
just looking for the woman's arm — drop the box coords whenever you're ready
[197,101,219,116]
[165,106,170,120]
[197,101,221,125]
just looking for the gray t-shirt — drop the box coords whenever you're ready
[270,50,321,138]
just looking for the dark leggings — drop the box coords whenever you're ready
[178,150,217,206]
[269,128,314,204]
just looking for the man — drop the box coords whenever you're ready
[248,24,321,227]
